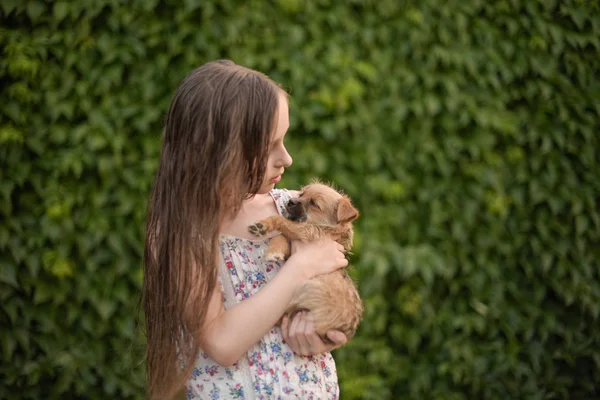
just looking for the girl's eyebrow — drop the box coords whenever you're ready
[269,135,285,147]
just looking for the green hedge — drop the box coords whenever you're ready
[1,0,599,398]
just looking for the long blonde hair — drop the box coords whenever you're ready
[143,60,283,399]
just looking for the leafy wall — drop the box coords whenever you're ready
[1,0,599,398]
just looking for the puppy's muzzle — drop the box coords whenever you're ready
[284,198,307,222]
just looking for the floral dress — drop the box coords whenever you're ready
[185,188,339,400]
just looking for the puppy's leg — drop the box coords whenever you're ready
[264,235,290,262]
[248,215,292,237]
[248,220,272,237]
[250,215,346,243]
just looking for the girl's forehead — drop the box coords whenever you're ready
[272,127,287,141]
[272,95,290,141]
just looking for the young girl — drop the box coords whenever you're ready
[143,60,349,400]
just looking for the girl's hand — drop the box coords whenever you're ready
[281,311,348,356]
[287,238,348,280]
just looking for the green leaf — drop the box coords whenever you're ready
[1,333,17,361]
[26,1,45,22]
[0,262,18,288]
[52,2,68,23]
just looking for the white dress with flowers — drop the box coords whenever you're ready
[185,188,339,400]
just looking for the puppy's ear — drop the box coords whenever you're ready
[337,197,359,223]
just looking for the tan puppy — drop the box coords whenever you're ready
[248,182,363,343]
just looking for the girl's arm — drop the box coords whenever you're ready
[197,238,347,367]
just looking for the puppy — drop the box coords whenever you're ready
[248,182,363,343]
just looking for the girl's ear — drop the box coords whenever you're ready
[337,197,359,223]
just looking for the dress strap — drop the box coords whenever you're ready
[269,188,292,216]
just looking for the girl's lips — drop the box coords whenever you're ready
[271,175,282,183]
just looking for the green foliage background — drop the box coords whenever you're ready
[1,0,599,398]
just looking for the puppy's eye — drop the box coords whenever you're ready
[309,199,321,210]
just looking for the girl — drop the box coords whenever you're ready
[143,60,349,400]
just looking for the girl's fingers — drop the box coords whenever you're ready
[294,312,310,355]
[285,312,348,356]
[304,313,325,353]
[287,312,301,351]
[281,315,290,344]
[326,330,348,347]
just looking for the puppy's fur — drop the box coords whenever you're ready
[248,182,363,343]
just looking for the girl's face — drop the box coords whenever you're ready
[257,93,293,194]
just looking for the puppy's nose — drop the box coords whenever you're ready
[288,198,300,207]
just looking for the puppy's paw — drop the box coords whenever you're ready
[265,251,285,263]
[248,222,268,237]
